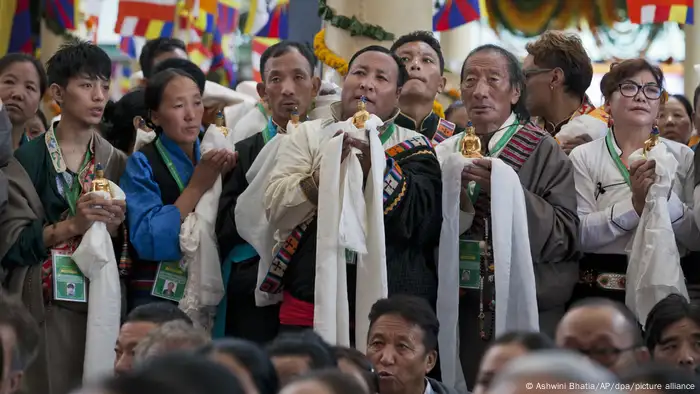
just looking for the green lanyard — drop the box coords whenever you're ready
[59,151,92,216]
[604,129,631,187]
[379,124,396,145]
[464,123,520,202]
[155,138,186,193]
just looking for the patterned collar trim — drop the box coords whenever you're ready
[44,121,95,174]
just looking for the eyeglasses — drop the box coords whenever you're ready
[573,344,640,366]
[618,82,663,100]
[523,68,553,80]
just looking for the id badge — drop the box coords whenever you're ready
[52,251,87,303]
[459,240,481,289]
[151,261,187,302]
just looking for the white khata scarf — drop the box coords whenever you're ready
[438,153,539,387]
[178,125,231,330]
[72,181,126,382]
[626,142,688,323]
[315,114,388,351]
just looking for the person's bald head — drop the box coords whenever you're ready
[555,298,648,374]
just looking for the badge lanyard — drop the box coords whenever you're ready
[59,151,92,216]
[604,129,631,187]
[155,138,186,193]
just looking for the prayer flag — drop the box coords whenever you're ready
[251,37,279,82]
[627,0,693,24]
[433,0,481,31]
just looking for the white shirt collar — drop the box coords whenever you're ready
[424,378,435,394]
[488,112,518,155]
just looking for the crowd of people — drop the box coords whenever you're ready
[0,27,700,394]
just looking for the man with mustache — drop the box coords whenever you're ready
[262,45,442,339]
[391,31,464,145]
[216,41,320,343]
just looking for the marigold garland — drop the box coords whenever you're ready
[314,29,445,119]
[446,89,460,100]
[314,29,348,76]
[433,101,445,119]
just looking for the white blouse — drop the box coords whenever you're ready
[569,132,700,255]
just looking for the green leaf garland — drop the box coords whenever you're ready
[317,0,395,41]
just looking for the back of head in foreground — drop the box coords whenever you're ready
[76,352,245,394]
[280,369,370,394]
[133,320,209,366]
[487,350,622,394]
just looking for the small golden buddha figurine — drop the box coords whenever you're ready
[215,110,231,137]
[352,96,370,129]
[643,125,661,158]
[461,121,483,159]
[290,107,300,126]
[91,163,111,195]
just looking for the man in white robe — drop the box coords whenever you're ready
[262,46,443,345]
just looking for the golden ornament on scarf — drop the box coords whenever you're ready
[461,121,482,159]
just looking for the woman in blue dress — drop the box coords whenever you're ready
[120,67,236,310]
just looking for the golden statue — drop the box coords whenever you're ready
[215,110,231,137]
[461,121,483,159]
[352,96,370,129]
[91,163,112,195]
[290,107,300,126]
[643,125,661,158]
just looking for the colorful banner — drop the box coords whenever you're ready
[433,0,481,31]
[251,36,279,82]
[627,0,693,24]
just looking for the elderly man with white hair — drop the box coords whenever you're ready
[487,350,625,394]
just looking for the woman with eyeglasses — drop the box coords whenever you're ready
[569,58,700,305]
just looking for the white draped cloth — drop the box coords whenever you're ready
[556,113,608,144]
[178,126,232,330]
[72,181,126,382]
[626,143,689,323]
[132,128,156,152]
[237,119,317,307]
[315,115,388,350]
[438,153,540,388]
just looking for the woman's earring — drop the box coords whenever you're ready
[608,116,614,129]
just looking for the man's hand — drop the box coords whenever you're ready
[202,105,225,127]
[561,134,593,155]
[630,159,656,215]
[461,159,492,195]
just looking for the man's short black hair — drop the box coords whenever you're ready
[390,30,445,74]
[368,295,439,352]
[569,297,643,346]
[124,302,193,326]
[348,45,408,89]
[151,58,207,94]
[267,330,336,369]
[0,294,40,372]
[46,39,112,87]
[139,37,187,79]
[644,294,700,353]
[260,41,316,80]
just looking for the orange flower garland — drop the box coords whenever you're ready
[314,29,349,76]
